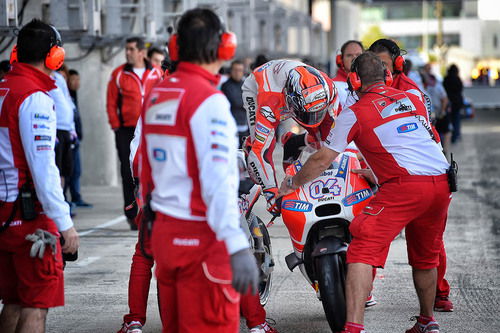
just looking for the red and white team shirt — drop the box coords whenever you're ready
[0,63,72,231]
[140,62,248,255]
[325,83,449,184]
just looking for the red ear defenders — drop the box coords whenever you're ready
[393,54,404,72]
[10,25,65,70]
[335,54,342,68]
[168,31,237,62]
[347,57,393,92]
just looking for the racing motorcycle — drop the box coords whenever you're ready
[237,151,274,305]
[280,149,374,332]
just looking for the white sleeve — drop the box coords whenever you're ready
[324,107,358,153]
[19,92,73,231]
[129,117,141,176]
[190,93,249,255]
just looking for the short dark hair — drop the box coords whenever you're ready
[352,51,385,86]
[147,46,164,59]
[368,38,401,58]
[341,40,364,55]
[177,8,222,64]
[68,69,79,76]
[126,36,146,50]
[17,19,58,64]
[230,59,243,68]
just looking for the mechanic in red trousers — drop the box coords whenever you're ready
[280,52,451,333]
[0,20,79,332]
[140,8,259,333]
[117,118,153,333]
[369,38,454,312]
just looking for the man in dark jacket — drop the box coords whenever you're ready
[443,64,464,143]
[221,60,247,146]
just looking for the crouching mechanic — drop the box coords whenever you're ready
[279,52,451,333]
[0,19,79,333]
[139,8,259,333]
[369,38,454,313]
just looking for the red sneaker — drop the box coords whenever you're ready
[406,317,439,333]
[434,296,454,312]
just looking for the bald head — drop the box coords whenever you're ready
[353,51,385,88]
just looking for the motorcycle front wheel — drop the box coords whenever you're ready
[257,217,273,306]
[316,253,347,332]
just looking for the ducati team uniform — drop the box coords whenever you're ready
[0,63,72,308]
[120,118,155,328]
[242,59,334,193]
[106,61,162,222]
[140,62,249,333]
[325,83,451,269]
[391,72,452,299]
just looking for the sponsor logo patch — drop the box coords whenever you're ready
[249,161,264,186]
[211,118,227,126]
[36,144,52,151]
[173,238,200,246]
[33,123,50,130]
[255,134,266,143]
[210,130,227,138]
[397,122,418,133]
[212,155,228,163]
[282,200,312,212]
[153,148,167,161]
[335,155,349,180]
[211,143,229,152]
[260,106,276,122]
[34,135,51,141]
[33,113,50,120]
[342,188,373,206]
[293,160,302,172]
[256,124,270,134]
[246,96,256,126]
[256,62,272,72]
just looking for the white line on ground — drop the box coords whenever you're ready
[74,256,101,267]
[78,215,126,237]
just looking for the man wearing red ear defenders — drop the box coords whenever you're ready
[0,19,79,332]
[369,38,454,313]
[140,8,259,333]
[333,40,364,111]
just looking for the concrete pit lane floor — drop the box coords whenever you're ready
[1,109,499,332]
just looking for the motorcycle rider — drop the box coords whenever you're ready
[279,51,451,333]
[369,39,454,313]
[243,59,338,215]
[139,8,259,332]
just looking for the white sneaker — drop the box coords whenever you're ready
[118,321,143,333]
[249,321,278,333]
[365,293,377,308]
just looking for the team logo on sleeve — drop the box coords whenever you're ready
[397,122,418,133]
[260,106,276,122]
[153,148,167,161]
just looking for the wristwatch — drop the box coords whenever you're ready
[286,177,295,189]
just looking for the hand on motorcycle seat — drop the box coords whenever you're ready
[263,187,281,217]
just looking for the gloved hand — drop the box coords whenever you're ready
[230,248,259,294]
[263,187,281,217]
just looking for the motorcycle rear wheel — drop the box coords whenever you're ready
[316,253,346,332]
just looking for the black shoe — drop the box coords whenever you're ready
[73,200,93,208]
[127,217,138,231]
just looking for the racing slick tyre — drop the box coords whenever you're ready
[316,252,346,332]
[255,216,273,306]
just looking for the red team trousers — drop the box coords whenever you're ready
[151,213,240,333]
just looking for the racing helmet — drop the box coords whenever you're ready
[284,66,337,127]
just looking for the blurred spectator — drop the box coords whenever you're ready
[49,69,76,215]
[422,64,451,157]
[147,46,165,68]
[221,60,248,146]
[443,64,464,143]
[404,59,425,92]
[0,60,11,79]
[65,69,92,207]
[251,54,268,70]
[106,37,162,229]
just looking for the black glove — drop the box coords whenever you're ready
[230,248,259,294]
